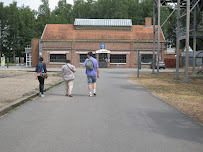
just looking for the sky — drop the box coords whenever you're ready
[0,0,74,11]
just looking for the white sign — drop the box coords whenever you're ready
[1,57,5,67]
[96,49,111,54]
[15,57,19,65]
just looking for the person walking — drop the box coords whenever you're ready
[35,57,47,97]
[84,52,99,97]
[62,60,76,97]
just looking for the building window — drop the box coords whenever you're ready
[80,54,96,63]
[80,54,87,63]
[141,54,153,63]
[50,54,66,63]
[110,54,126,63]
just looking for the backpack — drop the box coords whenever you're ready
[40,68,48,78]
[86,59,94,70]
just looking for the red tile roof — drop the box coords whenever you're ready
[41,24,165,41]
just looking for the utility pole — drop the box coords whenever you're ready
[137,51,140,78]
[152,0,156,74]
[175,0,180,80]
[0,20,1,60]
[184,0,190,83]
[192,1,197,75]
[157,0,161,75]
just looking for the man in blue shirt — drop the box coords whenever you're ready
[84,52,99,97]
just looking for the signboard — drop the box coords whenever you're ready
[20,57,24,65]
[96,49,111,54]
[101,44,105,49]
[15,57,19,65]
[1,56,5,67]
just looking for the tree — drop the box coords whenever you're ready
[51,0,73,24]
[72,0,87,19]
[5,2,22,61]
[0,2,6,57]
[18,6,37,50]
[36,0,51,37]
[160,5,177,48]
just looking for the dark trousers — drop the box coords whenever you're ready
[38,76,45,94]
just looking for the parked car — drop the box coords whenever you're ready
[151,61,165,69]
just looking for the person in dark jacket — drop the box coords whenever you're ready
[35,57,47,97]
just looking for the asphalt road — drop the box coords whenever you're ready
[0,69,202,152]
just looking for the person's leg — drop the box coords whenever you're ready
[68,80,74,97]
[88,84,92,93]
[64,80,69,96]
[41,78,45,94]
[38,76,45,97]
[92,76,97,95]
[38,76,41,95]
[93,82,96,95]
[87,76,93,96]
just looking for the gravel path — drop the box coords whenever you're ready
[0,71,62,109]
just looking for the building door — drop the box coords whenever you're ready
[99,53,107,68]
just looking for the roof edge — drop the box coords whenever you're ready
[41,24,47,39]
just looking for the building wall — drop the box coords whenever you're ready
[31,39,39,67]
[38,40,165,68]
[164,49,182,68]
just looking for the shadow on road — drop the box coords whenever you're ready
[146,111,203,144]
[113,84,147,91]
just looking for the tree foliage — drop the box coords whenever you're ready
[0,0,202,59]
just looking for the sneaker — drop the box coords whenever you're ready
[69,95,73,97]
[41,94,45,97]
[89,94,93,97]
[93,92,96,96]
[39,92,42,97]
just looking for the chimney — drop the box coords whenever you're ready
[145,17,152,27]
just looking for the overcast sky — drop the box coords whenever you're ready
[0,0,74,11]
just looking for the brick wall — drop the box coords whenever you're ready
[39,40,165,68]
[145,17,152,27]
[31,39,39,67]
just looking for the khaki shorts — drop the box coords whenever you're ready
[64,80,74,89]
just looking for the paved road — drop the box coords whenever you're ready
[0,69,202,152]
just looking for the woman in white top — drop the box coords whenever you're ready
[61,60,76,97]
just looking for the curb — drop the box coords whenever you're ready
[0,80,64,117]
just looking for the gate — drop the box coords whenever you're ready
[99,53,107,68]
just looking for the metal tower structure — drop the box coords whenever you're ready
[152,0,203,82]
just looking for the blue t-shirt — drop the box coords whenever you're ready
[84,57,99,77]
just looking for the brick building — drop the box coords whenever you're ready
[164,48,182,68]
[31,18,165,68]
